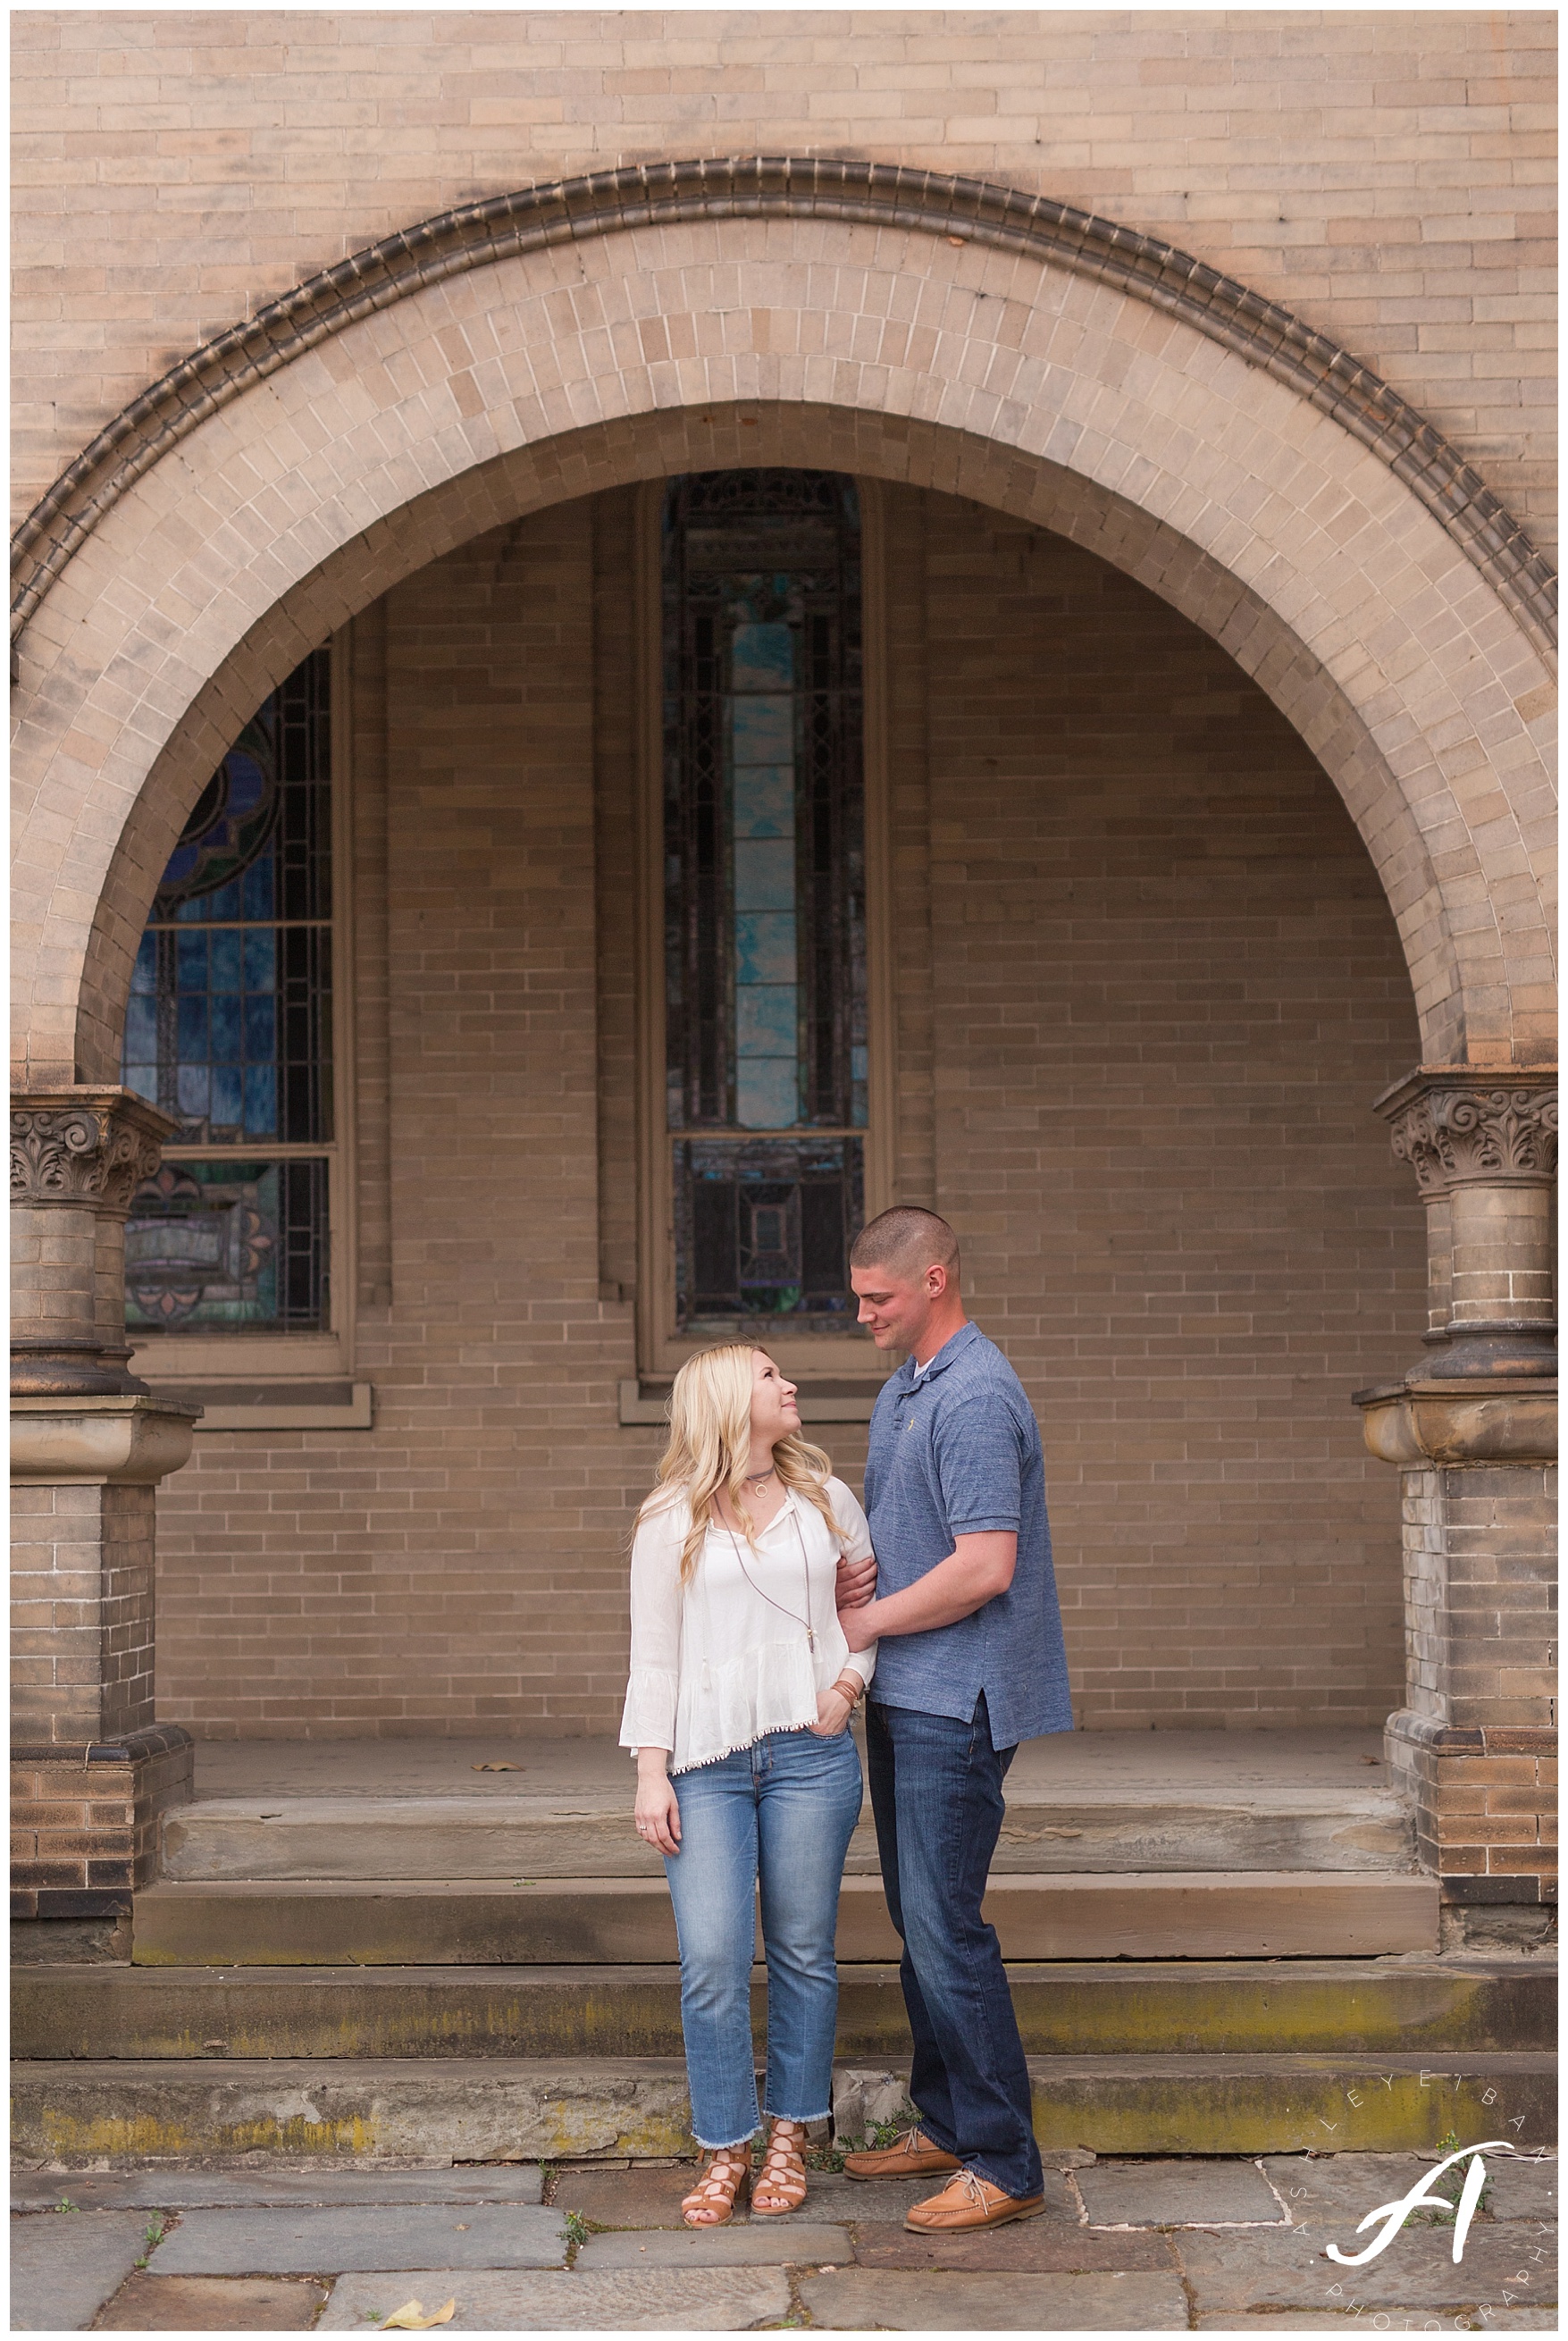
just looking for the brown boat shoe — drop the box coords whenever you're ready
[904,2168,1047,2232]
[841,2126,963,2181]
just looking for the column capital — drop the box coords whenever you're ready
[10,1087,175,1214]
[1375,1066,1557,1196]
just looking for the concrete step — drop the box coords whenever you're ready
[163,1732,1412,1880]
[14,1957,1552,2062]
[130,1872,1439,1966]
[11,2051,1555,2164]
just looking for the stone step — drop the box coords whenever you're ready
[165,1741,1422,1882]
[14,1957,1553,2062]
[11,2051,1555,2165]
[131,1872,1439,1965]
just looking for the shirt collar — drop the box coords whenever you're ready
[897,1320,982,1390]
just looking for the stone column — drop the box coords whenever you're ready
[1357,1070,1556,1951]
[11,1089,200,1949]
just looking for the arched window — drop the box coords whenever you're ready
[658,470,871,1345]
[121,650,335,1338]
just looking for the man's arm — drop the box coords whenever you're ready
[839,1531,1016,1651]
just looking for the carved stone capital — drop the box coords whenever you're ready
[1376,1068,1557,1196]
[11,1088,175,1214]
[1355,1378,1557,1468]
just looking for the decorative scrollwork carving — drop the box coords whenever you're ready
[1380,1072,1557,1194]
[11,1096,168,1212]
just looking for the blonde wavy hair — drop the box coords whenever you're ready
[640,1342,846,1584]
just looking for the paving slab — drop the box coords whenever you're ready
[800,2266,1189,2328]
[316,2267,792,2329]
[12,2167,543,2211]
[851,2217,1171,2270]
[1265,2149,1558,2228]
[148,2203,567,2274]
[1078,2155,1285,2226]
[1480,2154,1559,2222]
[1197,2320,1558,2334]
[577,2219,851,2267]
[93,2272,327,2328]
[10,2209,151,2332]
[1172,2219,1557,2313]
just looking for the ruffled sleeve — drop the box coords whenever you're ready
[826,1477,879,1691]
[618,1498,685,1754]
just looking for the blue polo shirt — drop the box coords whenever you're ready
[862,1322,1071,1749]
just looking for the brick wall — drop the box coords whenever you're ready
[13,12,1555,557]
[155,501,660,1735]
[147,482,1427,1737]
[918,494,1426,1725]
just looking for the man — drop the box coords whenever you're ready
[835,1206,1071,2232]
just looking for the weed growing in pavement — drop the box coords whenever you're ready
[562,2210,590,2251]
[53,2199,80,2213]
[132,2218,165,2270]
[1408,2130,1496,2225]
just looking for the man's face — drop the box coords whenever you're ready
[851,1258,944,1353]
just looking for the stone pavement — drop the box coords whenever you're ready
[9,2150,1555,2329]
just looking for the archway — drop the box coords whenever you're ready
[11,164,1555,1091]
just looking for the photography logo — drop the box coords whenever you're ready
[1326,2142,1527,2269]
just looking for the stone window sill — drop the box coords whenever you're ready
[618,1378,879,1427]
[146,1380,375,1431]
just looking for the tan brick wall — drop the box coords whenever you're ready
[150,482,1424,1736]
[12,10,1556,557]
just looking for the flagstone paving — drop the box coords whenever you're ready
[10,2209,150,2332]
[800,2265,1191,2328]
[1078,2154,1285,2225]
[93,2272,327,2328]
[147,2203,567,2275]
[316,2267,793,2328]
[9,2152,1557,2328]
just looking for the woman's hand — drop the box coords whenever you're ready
[633,1755,682,1855]
[809,1685,854,1737]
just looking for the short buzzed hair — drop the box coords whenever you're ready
[851,1206,960,1280]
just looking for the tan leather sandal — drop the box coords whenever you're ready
[681,2146,751,2227]
[751,2116,809,2216]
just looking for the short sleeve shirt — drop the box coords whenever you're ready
[862,1322,1072,1749]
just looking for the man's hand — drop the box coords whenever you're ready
[836,1551,877,1610]
[840,1600,876,1654]
[841,1531,1017,1648]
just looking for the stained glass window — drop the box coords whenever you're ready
[121,652,332,1334]
[663,472,866,1334]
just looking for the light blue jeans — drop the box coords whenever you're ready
[664,1725,864,2149]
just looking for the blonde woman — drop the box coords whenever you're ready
[621,1345,876,2227]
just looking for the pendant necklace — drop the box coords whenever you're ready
[725,1483,817,1654]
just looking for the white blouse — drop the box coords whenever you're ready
[619,1476,878,1775]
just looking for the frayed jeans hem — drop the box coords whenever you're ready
[692,2126,760,2152]
[760,2105,831,2124]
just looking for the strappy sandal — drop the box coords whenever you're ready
[681,2146,751,2227]
[751,2116,809,2216]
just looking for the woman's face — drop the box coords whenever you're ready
[750,1351,801,1449]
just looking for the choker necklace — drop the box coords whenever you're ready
[743,1464,776,1486]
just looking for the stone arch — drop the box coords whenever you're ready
[11,171,1555,1086]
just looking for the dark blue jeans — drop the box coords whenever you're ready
[865,1694,1043,2201]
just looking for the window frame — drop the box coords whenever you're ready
[633,474,894,1380]
[129,628,359,1387]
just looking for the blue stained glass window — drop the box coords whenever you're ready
[663,472,867,1333]
[121,651,332,1335]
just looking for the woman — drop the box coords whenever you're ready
[621,1344,876,2226]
